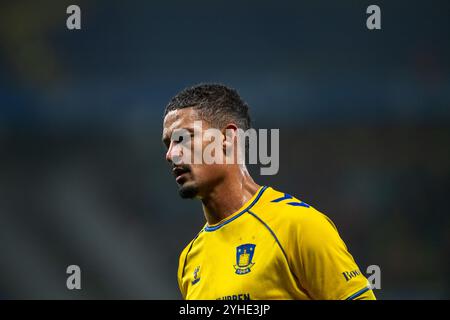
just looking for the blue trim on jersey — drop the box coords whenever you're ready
[271,193,293,203]
[345,286,371,300]
[247,210,289,265]
[204,186,268,232]
[271,193,310,208]
[287,201,310,208]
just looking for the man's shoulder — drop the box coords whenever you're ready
[257,186,316,218]
[181,227,204,251]
[254,186,336,232]
[254,186,343,259]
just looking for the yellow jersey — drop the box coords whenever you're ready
[177,186,375,300]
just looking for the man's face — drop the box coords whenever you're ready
[162,107,225,199]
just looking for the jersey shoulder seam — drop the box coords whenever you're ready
[247,209,291,269]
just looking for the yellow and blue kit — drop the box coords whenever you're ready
[178,186,375,300]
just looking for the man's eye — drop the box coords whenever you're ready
[175,136,184,143]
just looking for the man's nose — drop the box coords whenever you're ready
[166,142,182,164]
[165,142,174,163]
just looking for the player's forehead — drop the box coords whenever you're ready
[162,107,200,137]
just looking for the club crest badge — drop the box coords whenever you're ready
[234,244,256,275]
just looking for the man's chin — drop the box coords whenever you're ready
[178,183,199,199]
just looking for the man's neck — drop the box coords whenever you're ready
[201,169,260,226]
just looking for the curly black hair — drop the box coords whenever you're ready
[164,83,251,130]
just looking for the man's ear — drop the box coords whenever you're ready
[223,123,238,154]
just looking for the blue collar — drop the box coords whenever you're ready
[204,186,268,232]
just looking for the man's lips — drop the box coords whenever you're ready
[175,173,188,183]
[173,167,190,182]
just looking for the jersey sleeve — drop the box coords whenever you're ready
[177,242,192,300]
[288,209,375,300]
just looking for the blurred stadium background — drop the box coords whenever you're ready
[0,0,449,299]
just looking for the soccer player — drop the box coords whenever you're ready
[162,84,376,300]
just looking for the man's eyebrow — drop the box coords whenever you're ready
[162,128,194,144]
[172,127,195,135]
[176,127,194,133]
